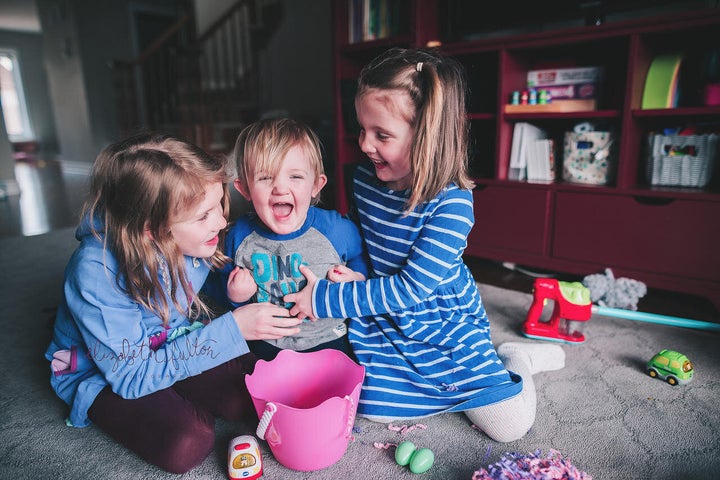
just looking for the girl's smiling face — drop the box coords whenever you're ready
[170,182,227,258]
[355,88,414,191]
[237,145,326,234]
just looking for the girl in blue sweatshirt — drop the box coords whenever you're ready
[45,132,302,474]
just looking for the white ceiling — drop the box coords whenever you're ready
[0,0,41,33]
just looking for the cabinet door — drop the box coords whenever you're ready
[552,192,720,282]
[467,185,550,256]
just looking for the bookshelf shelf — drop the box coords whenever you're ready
[331,0,720,308]
[633,106,720,118]
[504,110,620,121]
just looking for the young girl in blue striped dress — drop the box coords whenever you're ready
[286,47,565,442]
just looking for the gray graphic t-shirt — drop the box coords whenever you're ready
[226,208,367,351]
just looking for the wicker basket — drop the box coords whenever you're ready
[647,133,717,188]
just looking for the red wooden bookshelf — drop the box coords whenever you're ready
[331,1,720,309]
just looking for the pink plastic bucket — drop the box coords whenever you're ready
[245,349,365,471]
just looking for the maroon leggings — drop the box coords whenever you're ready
[87,353,257,474]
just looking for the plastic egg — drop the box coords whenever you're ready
[394,441,416,466]
[409,447,434,474]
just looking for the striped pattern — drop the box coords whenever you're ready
[313,166,522,419]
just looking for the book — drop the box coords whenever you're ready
[527,67,603,87]
[528,139,555,183]
[348,0,364,43]
[348,0,408,43]
[509,122,547,181]
[509,123,525,180]
[641,53,683,109]
[545,139,556,182]
[541,83,598,100]
[363,0,373,41]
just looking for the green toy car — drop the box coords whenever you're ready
[646,349,693,386]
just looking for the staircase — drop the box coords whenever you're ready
[112,0,274,154]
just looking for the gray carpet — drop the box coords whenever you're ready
[1,227,719,479]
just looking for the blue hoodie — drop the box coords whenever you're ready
[45,217,249,428]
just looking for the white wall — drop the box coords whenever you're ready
[36,0,96,164]
[258,0,332,121]
[0,101,18,196]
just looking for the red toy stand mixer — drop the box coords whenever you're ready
[523,278,592,343]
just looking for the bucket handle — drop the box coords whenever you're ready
[344,395,356,441]
[256,402,277,440]
[257,397,357,441]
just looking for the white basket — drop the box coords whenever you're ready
[647,133,717,188]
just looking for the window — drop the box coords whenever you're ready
[0,50,34,142]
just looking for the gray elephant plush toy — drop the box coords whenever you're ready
[582,268,647,311]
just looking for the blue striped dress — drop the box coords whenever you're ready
[312,165,522,419]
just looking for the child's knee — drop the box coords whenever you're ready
[480,423,529,443]
[464,402,532,443]
[156,419,215,474]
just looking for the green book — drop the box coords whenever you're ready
[641,53,683,109]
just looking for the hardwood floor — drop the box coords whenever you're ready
[3,157,717,324]
[1,158,87,237]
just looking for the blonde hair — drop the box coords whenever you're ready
[82,132,232,325]
[356,47,474,213]
[231,117,326,205]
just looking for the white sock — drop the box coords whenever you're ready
[497,342,565,375]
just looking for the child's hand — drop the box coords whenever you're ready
[232,303,301,340]
[284,264,317,321]
[327,264,366,283]
[227,266,257,303]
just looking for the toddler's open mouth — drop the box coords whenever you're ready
[272,202,293,218]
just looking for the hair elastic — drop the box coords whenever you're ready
[416,62,423,72]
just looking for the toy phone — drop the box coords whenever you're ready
[228,435,262,480]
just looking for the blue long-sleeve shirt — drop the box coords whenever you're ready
[311,165,522,419]
[45,218,249,427]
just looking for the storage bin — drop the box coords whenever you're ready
[562,131,615,185]
[647,133,717,188]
